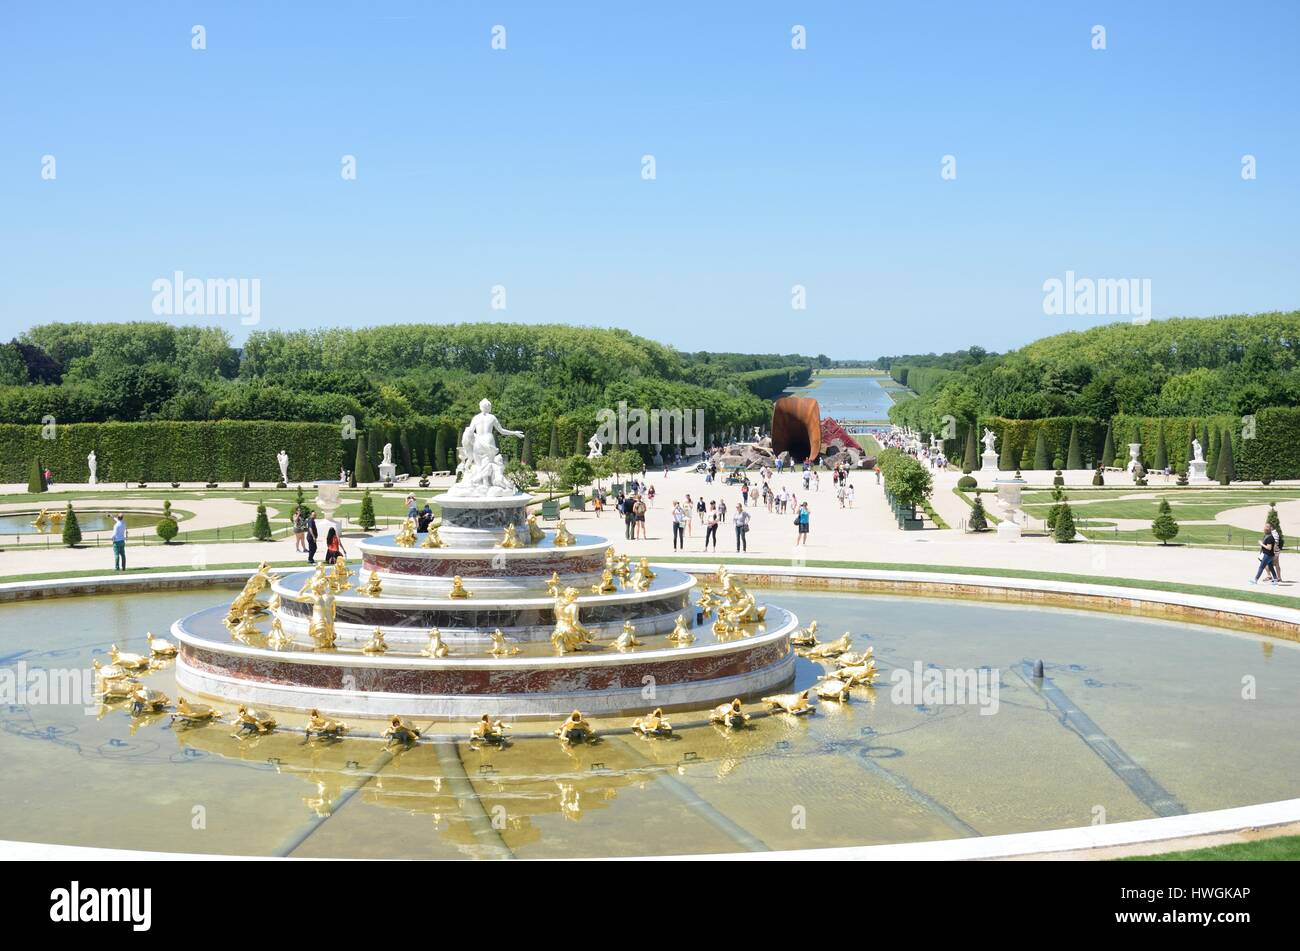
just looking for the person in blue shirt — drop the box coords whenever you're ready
[111,513,127,570]
[794,502,810,546]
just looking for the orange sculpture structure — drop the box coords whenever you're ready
[771,396,821,462]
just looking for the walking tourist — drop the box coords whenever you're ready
[306,510,319,564]
[1270,521,1284,581]
[635,494,648,539]
[705,510,719,551]
[1252,522,1278,584]
[624,497,637,540]
[325,526,346,565]
[671,502,686,550]
[794,502,810,545]
[111,513,127,571]
[293,507,307,552]
[734,505,750,552]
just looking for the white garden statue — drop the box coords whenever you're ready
[87,450,97,486]
[382,443,393,466]
[587,432,603,458]
[1191,438,1204,462]
[981,428,998,454]
[446,399,526,498]
[277,449,289,483]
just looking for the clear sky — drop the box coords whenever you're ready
[2,1,1297,359]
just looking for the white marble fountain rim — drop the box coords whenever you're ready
[356,535,609,559]
[269,568,696,610]
[171,606,796,671]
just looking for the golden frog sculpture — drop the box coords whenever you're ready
[696,586,717,613]
[613,554,632,582]
[805,633,852,659]
[382,715,421,746]
[231,606,264,644]
[498,524,523,549]
[421,628,451,657]
[361,572,384,597]
[488,629,520,656]
[628,567,651,592]
[267,616,295,651]
[470,714,509,744]
[329,557,352,592]
[447,576,471,599]
[762,689,816,716]
[613,621,641,652]
[305,708,348,738]
[361,627,388,654]
[233,705,277,735]
[555,709,594,744]
[394,517,418,547]
[590,569,617,595]
[666,615,695,645]
[146,632,177,658]
[172,697,221,724]
[636,557,656,581]
[421,522,446,548]
[545,571,562,597]
[526,514,545,545]
[631,708,672,736]
[551,587,595,654]
[553,521,577,546]
[297,575,337,649]
[709,698,750,729]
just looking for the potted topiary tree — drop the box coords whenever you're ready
[156,499,179,544]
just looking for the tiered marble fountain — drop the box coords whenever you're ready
[173,401,798,720]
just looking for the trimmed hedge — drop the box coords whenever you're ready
[0,421,345,484]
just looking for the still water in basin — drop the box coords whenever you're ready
[0,511,159,536]
[1,587,1297,858]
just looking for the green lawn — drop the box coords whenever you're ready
[1018,486,1299,548]
[1119,834,1300,861]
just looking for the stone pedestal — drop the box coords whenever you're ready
[997,520,1021,542]
[1188,459,1209,483]
[980,450,1000,473]
[436,493,532,548]
[378,463,397,482]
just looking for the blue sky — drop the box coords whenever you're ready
[2,1,1297,359]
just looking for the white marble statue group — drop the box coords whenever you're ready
[446,399,527,498]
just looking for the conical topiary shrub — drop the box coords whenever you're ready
[358,488,377,530]
[61,502,82,547]
[1066,423,1082,470]
[962,427,977,474]
[1155,422,1168,472]
[1034,430,1050,471]
[1217,428,1235,484]
[28,458,45,494]
[1151,497,1179,545]
[968,493,988,532]
[1100,422,1115,469]
[1053,499,1077,543]
[253,500,273,541]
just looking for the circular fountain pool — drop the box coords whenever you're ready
[1,585,1298,858]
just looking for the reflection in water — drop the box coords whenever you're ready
[2,588,1300,857]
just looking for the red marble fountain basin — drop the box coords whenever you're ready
[357,534,609,581]
[172,610,797,720]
